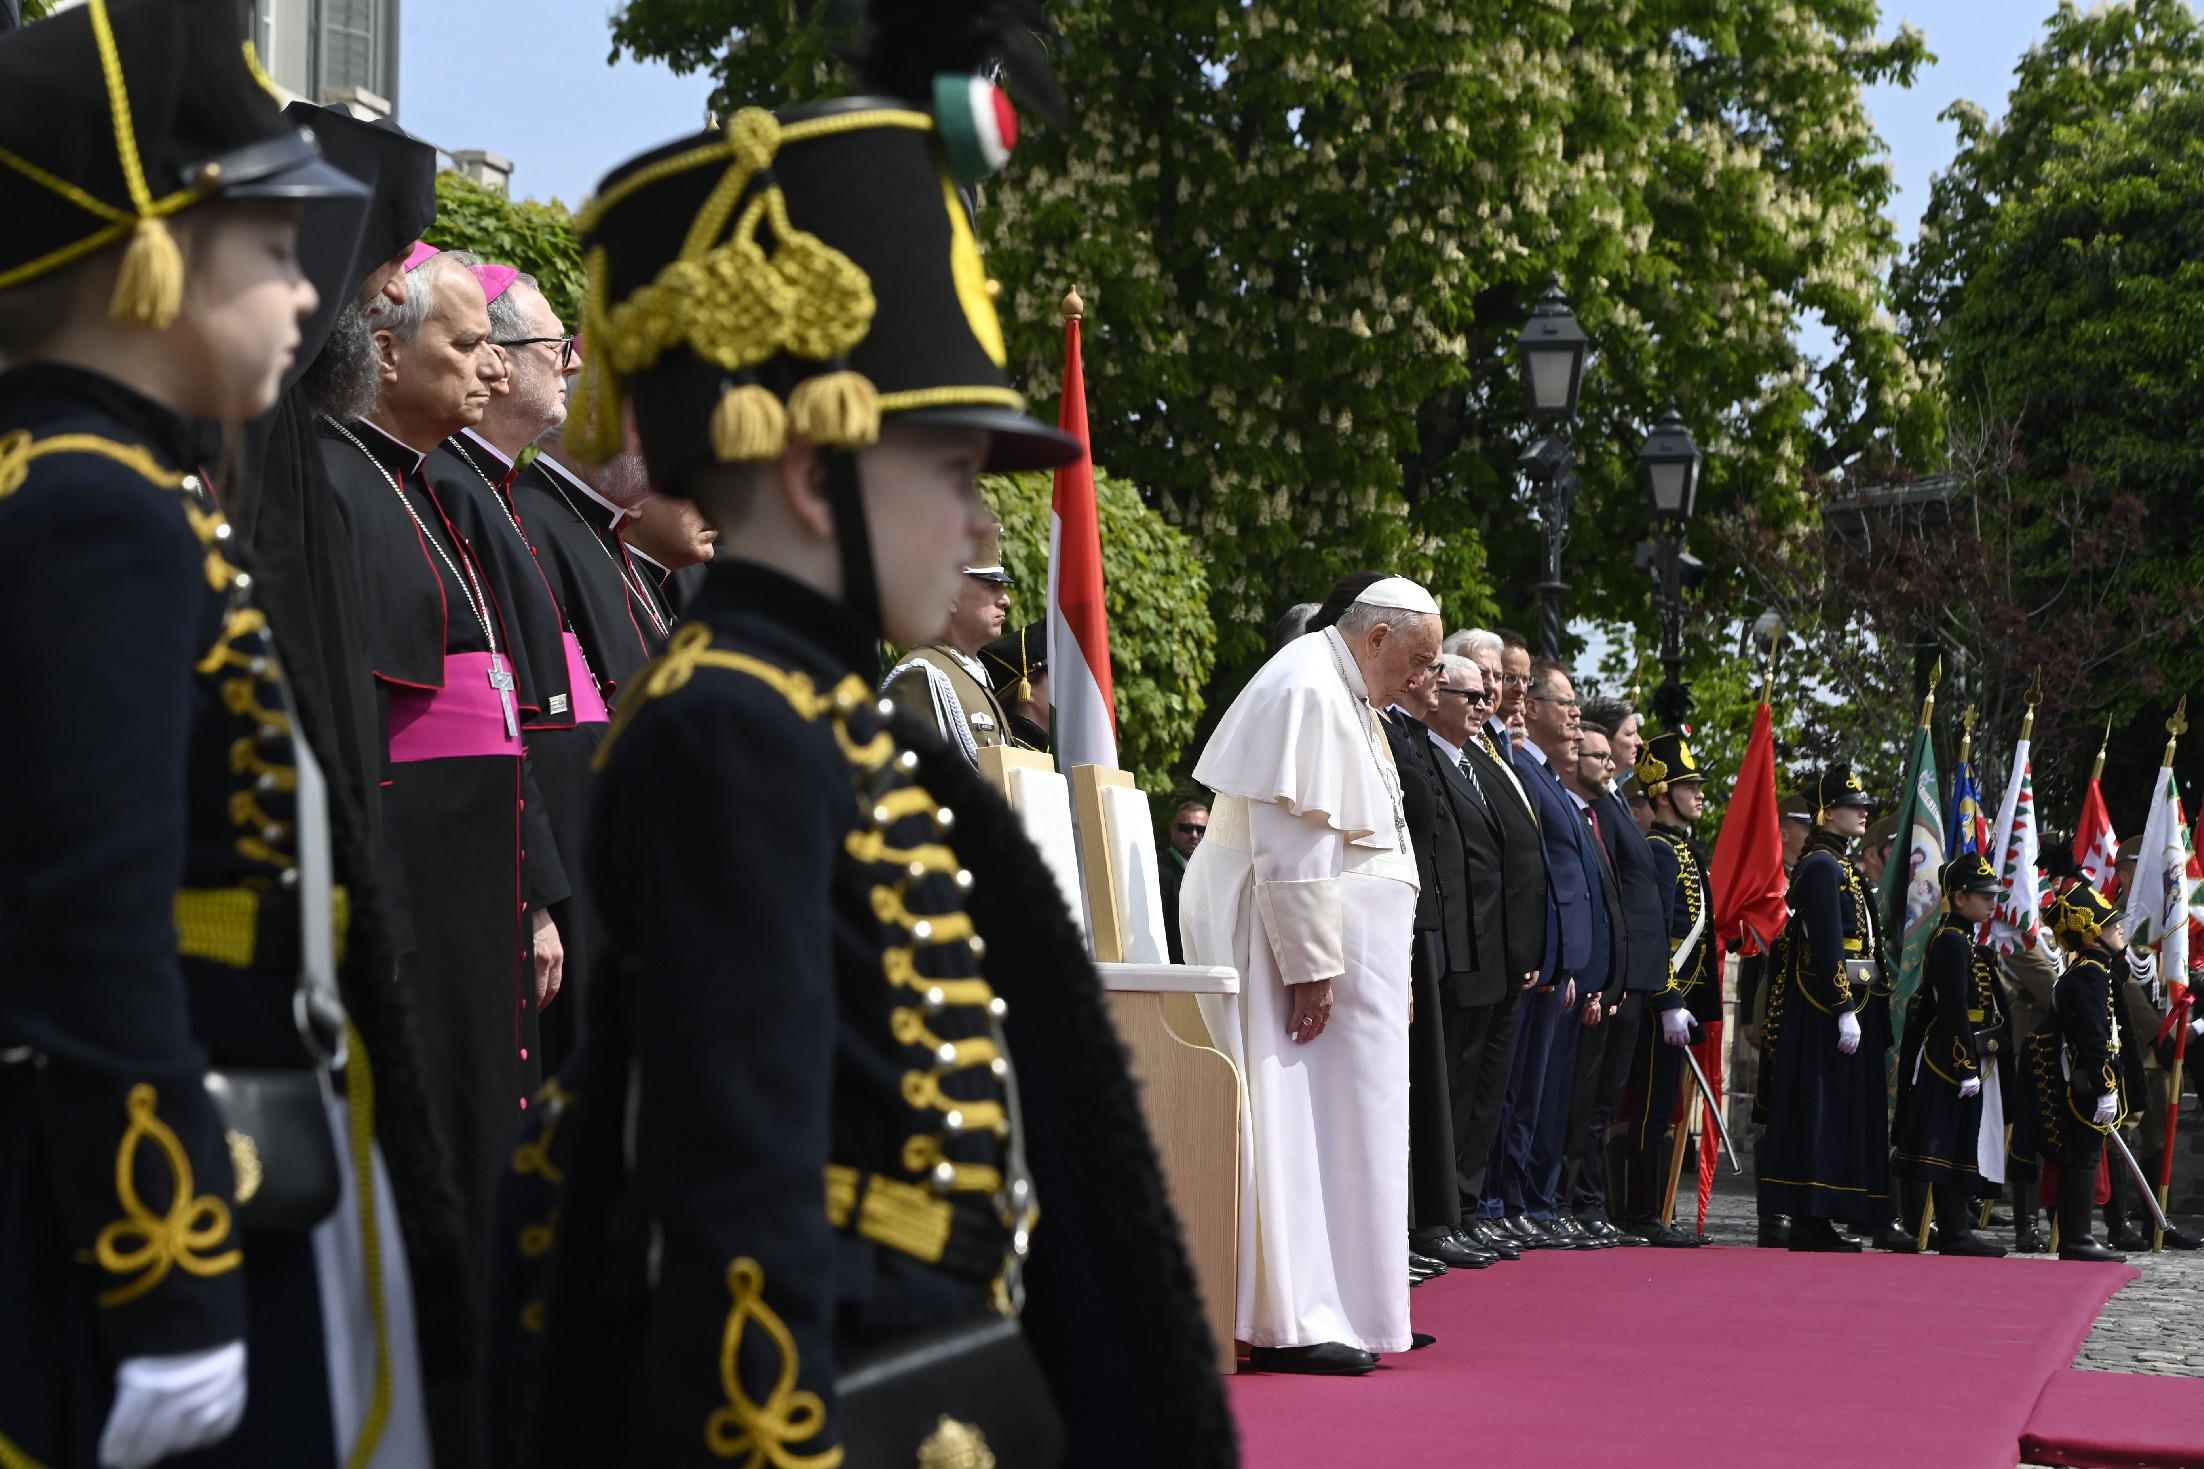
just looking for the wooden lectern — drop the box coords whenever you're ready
[976,754,1244,1373]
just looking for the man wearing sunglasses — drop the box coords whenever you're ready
[1158,800,1207,963]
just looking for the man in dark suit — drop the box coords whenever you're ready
[1417,655,1544,1260]
[1560,716,1670,1244]
[1482,660,1601,1247]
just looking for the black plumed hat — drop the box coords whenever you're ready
[1939,851,2000,897]
[1634,731,1707,799]
[567,0,1079,485]
[1807,762,1875,815]
[0,0,366,328]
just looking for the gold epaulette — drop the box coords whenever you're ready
[593,622,888,772]
[0,427,183,498]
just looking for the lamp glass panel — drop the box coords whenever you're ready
[1527,348,1577,414]
[1649,461,1688,515]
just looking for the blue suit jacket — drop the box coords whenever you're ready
[1518,746,1594,980]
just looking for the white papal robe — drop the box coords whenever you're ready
[1181,625,1419,1353]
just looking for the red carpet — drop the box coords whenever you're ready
[1231,1246,2136,1468]
[2022,1370,2204,1468]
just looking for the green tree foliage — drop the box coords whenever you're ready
[1891,0,2204,820]
[422,171,586,329]
[980,468,1216,793]
[607,0,1937,709]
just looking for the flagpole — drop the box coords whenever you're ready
[2094,714,2112,783]
[1883,657,1941,959]
[1761,621,1780,707]
[2155,696,2189,1250]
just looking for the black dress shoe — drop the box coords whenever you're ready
[1408,1250,1449,1277]
[1583,1219,1647,1247]
[1788,1217,1863,1253]
[1498,1215,1539,1241]
[1630,1220,1702,1248]
[2106,1221,2151,1253]
[1937,1229,2007,1258]
[1872,1221,1917,1252]
[1516,1219,1570,1249]
[2013,1224,2047,1254]
[1552,1218,1609,1248]
[1411,1227,1495,1269]
[1410,1332,1437,1350]
[2059,1237,2128,1264]
[1248,1343,1379,1375]
[2160,1222,2202,1250]
[1464,1221,1521,1260]
[1757,1214,1791,1249]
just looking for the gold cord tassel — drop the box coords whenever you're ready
[787,369,880,450]
[710,382,789,462]
[110,216,184,329]
[1012,677,1031,705]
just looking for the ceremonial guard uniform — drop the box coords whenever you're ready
[884,543,1014,760]
[0,4,429,1464]
[1756,765,1894,1250]
[2018,881,2133,1262]
[504,21,1233,1467]
[1619,734,1719,1244]
[1890,854,2008,1256]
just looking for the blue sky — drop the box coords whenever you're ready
[399,1,2056,264]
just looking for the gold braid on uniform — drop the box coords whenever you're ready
[92,1084,242,1307]
[1651,829,1705,1001]
[704,1257,840,1468]
[567,107,886,466]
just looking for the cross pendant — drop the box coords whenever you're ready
[488,657,519,738]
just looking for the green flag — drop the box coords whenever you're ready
[1880,714,1944,1047]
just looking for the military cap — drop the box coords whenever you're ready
[2046,878,2117,949]
[0,0,367,329]
[1778,794,1813,825]
[567,67,1080,487]
[979,620,1046,701]
[1864,812,1899,851]
[1805,763,1874,815]
[1940,851,2000,896]
[1634,731,1706,799]
[1620,773,1649,804]
[962,520,1014,584]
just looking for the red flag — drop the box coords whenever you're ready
[2075,777,2119,903]
[1047,308,1118,772]
[1693,1019,1725,1234]
[1711,702,1787,956]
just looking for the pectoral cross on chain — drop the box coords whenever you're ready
[488,655,519,737]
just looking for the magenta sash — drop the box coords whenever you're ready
[563,632,611,725]
[388,652,523,763]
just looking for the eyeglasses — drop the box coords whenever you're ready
[1580,750,1617,766]
[1499,672,1530,688]
[493,335,577,371]
[1527,694,1581,710]
[1175,823,1206,835]
[1438,688,1493,707]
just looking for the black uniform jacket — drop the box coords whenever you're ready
[1893,914,2002,1181]
[1596,790,1669,994]
[1645,822,1721,1021]
[2020,944,2128,1166]
[1424,729,1513,1007]
[1384,714,1466,987]
[525,562,1233,1469]
[0,366,322,1460]
[1463,731,1548,984]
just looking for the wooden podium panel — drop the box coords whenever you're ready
[1097,967,1241,1376]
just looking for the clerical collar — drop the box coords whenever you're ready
[354,416,429,475]
[627,544,671,581]
[460,426,515,471]
[534,451,630,528]
[1426,728,1466,765]
[1322,625,1370,702]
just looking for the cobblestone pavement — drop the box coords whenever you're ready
[1691,1172,2204,1375]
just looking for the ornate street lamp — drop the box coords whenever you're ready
[1516,277,1588,660]
[1632,402,1705,731]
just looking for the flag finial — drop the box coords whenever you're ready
[1960,704,1978,765]
[1918,656,1942,730]
[1761,620,1781,706]
[2022,667,2042,742]
[1062,285,1084,320]
[2094,713,2113,782]
[2164,695,2189,769]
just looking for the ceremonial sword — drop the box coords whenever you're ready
[2105,1124,2172,1235]
[1679,1039,1740,1173]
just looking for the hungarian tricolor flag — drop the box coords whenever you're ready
[1710,701,1787,955]
[1881,702,1944,1046]
[2128,766,2194,982]
[1986,728,2042,953]
[2075,777,2120,903]
[1047,305,1118,773]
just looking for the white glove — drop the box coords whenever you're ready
[2190,1016,2203,1038]
[1835,1010,1862,1055]
[1958,1076,1982,1099]
[1660,1008,1693,1047]
[99,1342,246,1469]
[2093,1092,2118,1127]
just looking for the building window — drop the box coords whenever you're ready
[319,0,380,97]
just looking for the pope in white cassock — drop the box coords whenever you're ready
[1180,577,1445,1375]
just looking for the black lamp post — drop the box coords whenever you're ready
[1516,277,1589,662]
[1632,401,1705,731]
